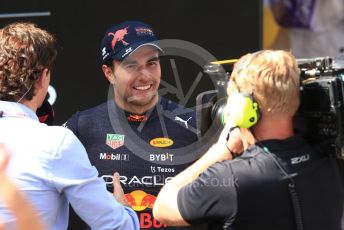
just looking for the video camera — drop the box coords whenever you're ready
[197,56,344,159]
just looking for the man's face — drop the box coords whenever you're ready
[108,46,161,113]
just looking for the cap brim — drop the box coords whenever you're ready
[112,41,163,61]
[129,42,163,58]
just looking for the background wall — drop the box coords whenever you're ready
[0,0,262,124]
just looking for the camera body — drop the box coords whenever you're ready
[295,57,344,159]
[197,56,344,159]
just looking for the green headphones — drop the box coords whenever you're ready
[225,92,260,128]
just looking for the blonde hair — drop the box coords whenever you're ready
[228,50,300,117]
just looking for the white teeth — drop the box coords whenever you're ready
[134,85,151,90]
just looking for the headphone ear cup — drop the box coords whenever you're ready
[228,93,259,128]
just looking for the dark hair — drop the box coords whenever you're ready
[0,22,57,101]
[105,60,114,68]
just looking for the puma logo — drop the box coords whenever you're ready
[175,116,192,128]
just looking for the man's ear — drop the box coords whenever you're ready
[36,68,49,89]
[102,64,115,84]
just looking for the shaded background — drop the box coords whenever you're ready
[0,0,262,124]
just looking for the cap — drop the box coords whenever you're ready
[100,21,162,64]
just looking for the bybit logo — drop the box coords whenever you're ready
[149,152,174,162]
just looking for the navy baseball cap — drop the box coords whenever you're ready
[100,21,162,64]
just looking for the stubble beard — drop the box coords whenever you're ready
[126,90,158,107]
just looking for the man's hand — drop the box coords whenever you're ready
[112,172,130,207]
[214,119,256,160]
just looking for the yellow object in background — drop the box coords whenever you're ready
[263,4,280,49]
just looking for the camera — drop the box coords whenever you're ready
[195,61,231,145]
[197,56,344,159]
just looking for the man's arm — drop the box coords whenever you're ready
[51,131,139,230]
[153,120,246,226]
[152,145,227,225]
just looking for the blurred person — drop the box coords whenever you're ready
[153,50,344,229]
[0,22,139,230]
[268,0,344,58]
[64,21,199,230]
[0,144,45,230]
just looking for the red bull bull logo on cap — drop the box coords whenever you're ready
[108,27,129,50]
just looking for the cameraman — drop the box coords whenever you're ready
[153,50,344,229]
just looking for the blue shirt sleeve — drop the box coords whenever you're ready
[50,130,139,230]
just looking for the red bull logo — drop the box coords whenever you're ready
[125,190,156,211]
[127,114,147,122]
[125,190,165,228]
[139,213,164,229]
[135,27,154,36]
[108,27,129,50]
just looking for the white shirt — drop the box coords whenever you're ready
[0,101,139,230]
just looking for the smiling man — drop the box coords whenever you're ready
[102,44,161,114]
[64,21,199,230]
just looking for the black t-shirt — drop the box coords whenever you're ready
[178,135,344,230]
[65,97,204,230]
